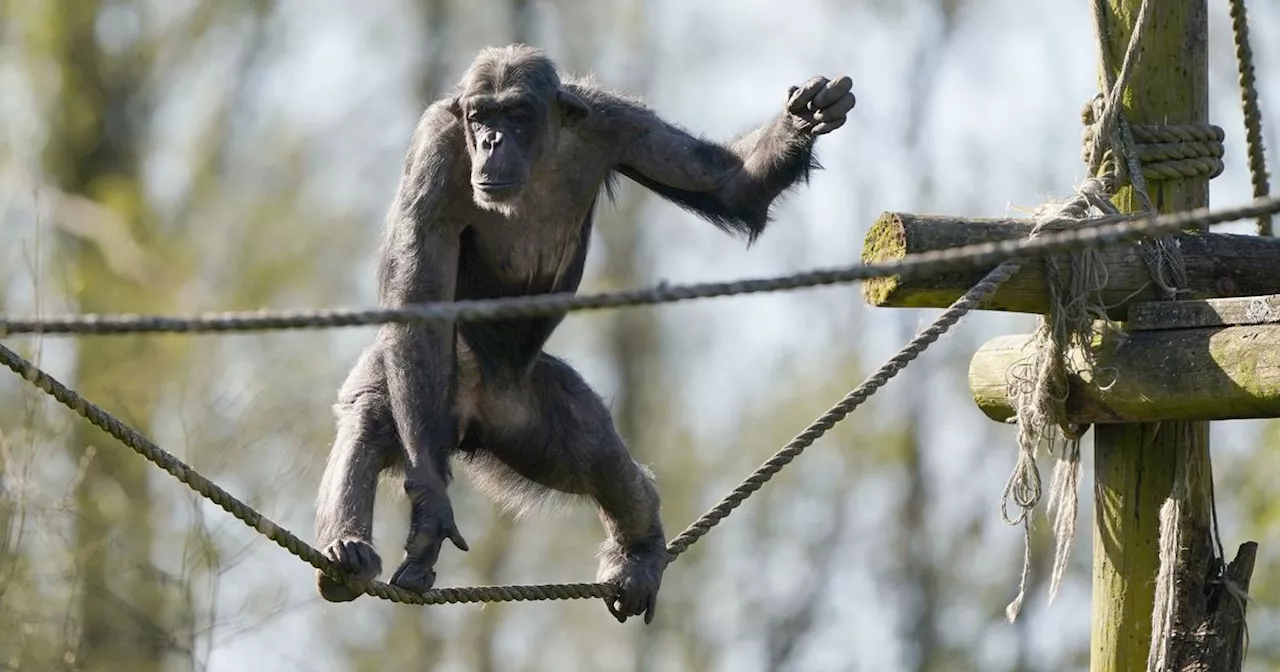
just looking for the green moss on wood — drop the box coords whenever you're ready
[860,212,907,306]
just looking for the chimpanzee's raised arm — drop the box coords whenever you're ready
[583,76,854,242]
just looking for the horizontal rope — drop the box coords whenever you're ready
[4,196,1280,337]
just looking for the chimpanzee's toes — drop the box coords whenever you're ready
[389,558,437,594]
[597,542,666,625]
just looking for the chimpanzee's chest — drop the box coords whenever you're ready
[455,209,593,373]
[452,199,599,376]
[456,220,589,300]
[454,191,600,301]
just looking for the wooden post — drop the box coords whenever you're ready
[1090,2,1214,670]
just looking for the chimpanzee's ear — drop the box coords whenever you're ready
[447,95,464,120]
[556,89,591,126]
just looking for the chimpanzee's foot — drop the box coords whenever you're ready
[389,557,438,593]
[597,538,667,624]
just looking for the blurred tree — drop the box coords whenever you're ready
[37,1,193,668]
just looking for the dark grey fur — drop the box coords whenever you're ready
[313,43,855,624]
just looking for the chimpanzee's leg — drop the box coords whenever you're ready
[471,353,666,623]
[314,345,399,602]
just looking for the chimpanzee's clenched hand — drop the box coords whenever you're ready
[786,76,856,136]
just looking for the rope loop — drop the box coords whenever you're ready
[1082,103,1227,181]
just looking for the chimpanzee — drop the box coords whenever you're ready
[313,43,855,624]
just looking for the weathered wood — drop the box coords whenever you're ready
[1090,1,1215,671]
[1092,421,1210,672]
[1128,293,1280,330]
[969,325,1280,424]
[859,212,1280,318]
[1178,541,1257,671]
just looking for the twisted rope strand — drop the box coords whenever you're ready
[4,197,1279,337]
[1227,0,1273,235]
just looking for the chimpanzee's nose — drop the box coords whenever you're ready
[481,131,505,152]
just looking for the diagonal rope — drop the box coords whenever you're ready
[1227,0,1273,236]
[668,259,1022,557]
[3,197,1280,337]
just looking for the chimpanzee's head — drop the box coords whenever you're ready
[449,44,590,215]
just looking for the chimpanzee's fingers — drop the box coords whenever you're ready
[643,597,657,625]
[448,527,470,552]
[332,542,351,568]
[811,118,847,135]
[607,598,627,623]
[787,77,828,113]
[810,76,853,110]
[813,92,856,122]
[353,542,380,577]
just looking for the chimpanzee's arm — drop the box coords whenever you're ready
[377,214,458,491]
[375,111,470,587]
[593,76,853,242]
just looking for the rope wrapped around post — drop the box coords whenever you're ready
[1081,116,1226,181]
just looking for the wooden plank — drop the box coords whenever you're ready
[859,212,1280,318]
[969,325,1280,424]
[1127,293,1280,330]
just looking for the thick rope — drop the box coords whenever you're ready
[1,194,1278,609]
[1227,0,1273,236]
[4,198,1280,337]
[1082,120,1226,181]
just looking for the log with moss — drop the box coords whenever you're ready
[860,212,1280,318]
[968,323,1280,424]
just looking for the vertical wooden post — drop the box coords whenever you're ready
[1089,1,1214,670]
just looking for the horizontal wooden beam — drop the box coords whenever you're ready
[969,325,1280,424]
[861,212,1280,318]
[1127,293,1280,330]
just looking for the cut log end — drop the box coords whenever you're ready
[860,212,908,307]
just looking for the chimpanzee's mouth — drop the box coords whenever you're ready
[474,181,521,195]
